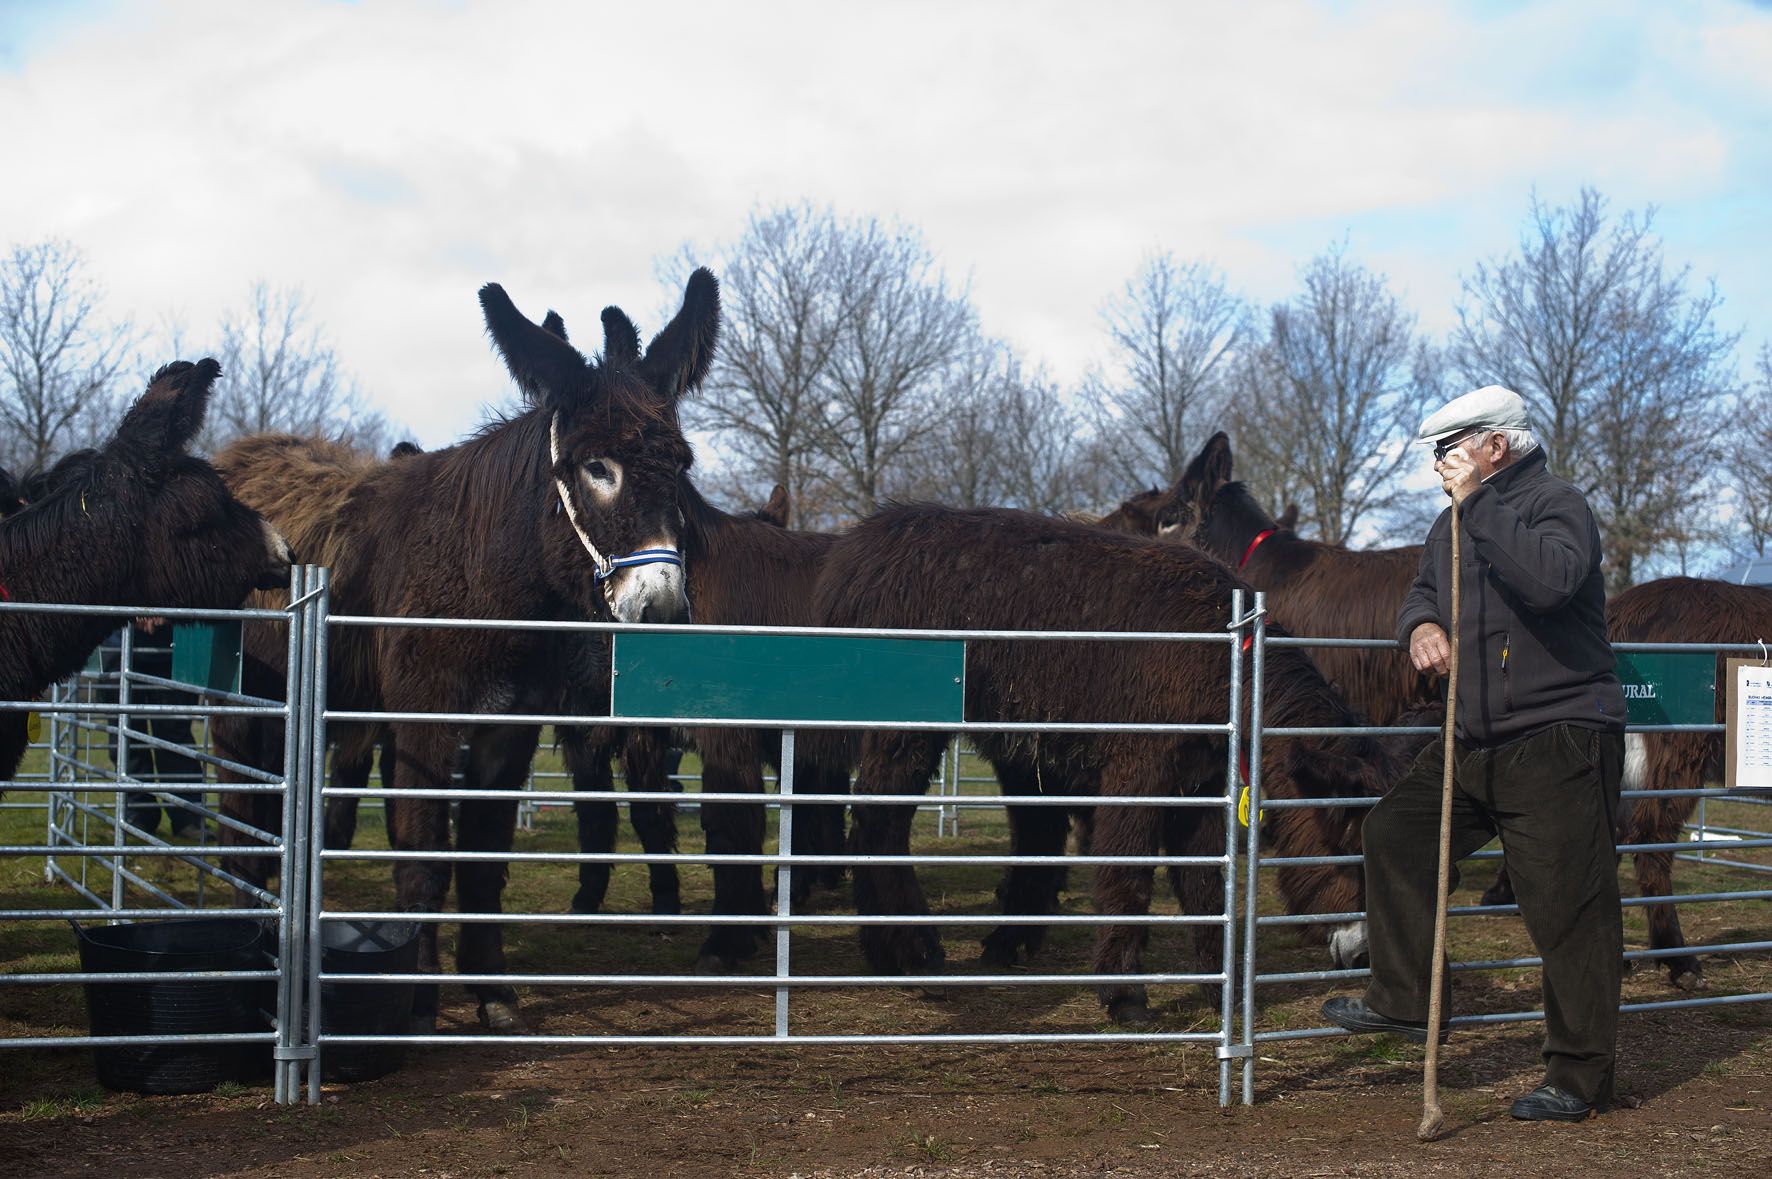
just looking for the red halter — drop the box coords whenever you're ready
[1238,528,1276,570]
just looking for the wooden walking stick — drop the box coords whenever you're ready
[1418,499,1461,1141]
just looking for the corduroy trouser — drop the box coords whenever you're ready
[1361,722,1625,1105]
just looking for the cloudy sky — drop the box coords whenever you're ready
[2,0,1768,449]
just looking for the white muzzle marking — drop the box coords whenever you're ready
[603,535,689,623]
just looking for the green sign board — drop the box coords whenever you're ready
[1614,651,1715,726]
[170,621,243,693]
[611,633,965,724]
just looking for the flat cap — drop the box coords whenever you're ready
[1417,384,1531,444]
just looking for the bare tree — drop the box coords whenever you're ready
[201,281,388,452]
[673,204,848,524]
[1721,347,1772,560]
[1454,189,1739,587]
[1086,254,1245,490]
[1227,244,1441,545]
[0,239,135,472]
[908,340,1102,514]
[814,218,976,520]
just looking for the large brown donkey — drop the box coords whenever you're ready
[212,272,716,1031]
[814,505,1402,1024]
[1482,576,1772,990]
[0,360,290,787]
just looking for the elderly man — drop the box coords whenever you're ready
[1321,385,1627,1122]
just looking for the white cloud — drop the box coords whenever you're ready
[0,0,1765,447]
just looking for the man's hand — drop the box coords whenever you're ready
[1409,621,1451,676]
[1438,448,1482,505]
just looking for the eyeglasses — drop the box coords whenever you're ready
[1432,430,1493,463]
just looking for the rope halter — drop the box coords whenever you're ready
[549,411,685,586]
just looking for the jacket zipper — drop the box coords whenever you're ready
[1501,630,1512,712]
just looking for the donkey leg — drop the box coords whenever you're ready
[1165,799,1229,1009]
[1090,782,1163,1025]
[1635,848,1704,990]
[851,733,946,979]
[622,730,682,916]
[1480,861,1518,908]
[1633,734,1705,990]
[696,749,768,971]
[981,760,1071,968]
[457,724,540,1031]
[213,713,284,907]
[563,725,620,914]
[788,764,849,904]
[323,742,373,851]
[388,724,458,1031]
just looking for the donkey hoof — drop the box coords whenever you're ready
[409,1010,438,1035]
[695,953,738,975]
[916,984,948,1001]
[478,999,526,1033]
[977,938,1020,969]
[1672,969,1707,992]
[1108,999,1156,1026]
[1478,885,1515,908]
[650,894,682,917]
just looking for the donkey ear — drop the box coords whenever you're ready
[113,358,221,464]
[479,283,587,404]
[1278,502,1300,531]
[759,483,791,527]
[0,464,22,517]
[600,306,641,365]
[540,310,569,342]
[1199,431,1233,490]
[640,267,720,400]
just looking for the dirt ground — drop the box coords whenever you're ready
[2,988,1769,1178]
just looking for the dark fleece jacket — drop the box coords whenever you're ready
[1395,449,1625,746]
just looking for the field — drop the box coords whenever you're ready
[1,741,1770,1177]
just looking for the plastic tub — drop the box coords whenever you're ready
[75,917,268,1094]
[319,920,418,1082]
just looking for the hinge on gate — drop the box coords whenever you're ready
[274,1046,318,1061]
[1215,1043,1253,1060]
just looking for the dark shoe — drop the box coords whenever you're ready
[1510,1084,1605,1122]
[1320,996,1449,1044]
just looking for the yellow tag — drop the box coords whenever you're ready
[26,712,42,743]
[1238,785,1265,828]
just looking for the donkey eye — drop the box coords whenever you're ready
[584,460,613,482]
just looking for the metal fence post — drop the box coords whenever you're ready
[1215,588,1247,1105]
[305,567,332,1104]
[775,728,796,1037]
[1240,592,1266,1105]
[110,626,132,915]
[273,566,308,1104]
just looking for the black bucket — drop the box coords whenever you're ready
[320,920,418,1083]
[75,917,269,1095]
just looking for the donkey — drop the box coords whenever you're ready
[662,476,858,970]
[1479,576,1772,991]
[0,361,290,787]
[814,504,1402,1023]
[213,272,717,1031]
[1164,433,1436,729]
[563,477,830,937]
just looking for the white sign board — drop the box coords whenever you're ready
[1724,658,1772,794]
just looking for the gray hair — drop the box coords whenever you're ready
[1497,427,1539,459]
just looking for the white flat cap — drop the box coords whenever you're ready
[1417,384,1531,444]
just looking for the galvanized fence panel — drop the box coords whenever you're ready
[0,572,323,1104]
[1236,590,1772,1103]
[306,589,1253,1105]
